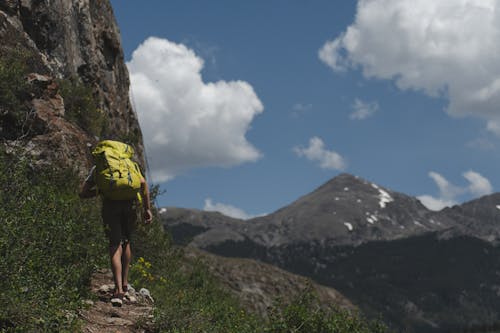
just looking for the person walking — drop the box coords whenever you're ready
[79,140,153,306]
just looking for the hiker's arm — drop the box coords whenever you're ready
[79,180,97,198]
[79,166,97,199]
[140,178,153,224]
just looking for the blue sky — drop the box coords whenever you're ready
[110,0,500,218]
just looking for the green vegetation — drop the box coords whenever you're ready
[0,50,29,112]
[0,148,390,332]
[0,49,30,140]
[58,78,108,138]
[130,214,390,333]
[0,151,107,332]
[265,291,388,333]
[130,222,262,333]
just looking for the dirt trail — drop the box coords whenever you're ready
[79,269,154,333]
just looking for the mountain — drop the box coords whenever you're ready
[436,193,500,243]
[161,173,500,332]
[162,173,455,249]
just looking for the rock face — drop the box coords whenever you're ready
[0,0,144,172]
[161,173,500,332]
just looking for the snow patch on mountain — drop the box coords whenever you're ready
[414,220,425,228]
[371,183,394,208]
[344,222,353,231]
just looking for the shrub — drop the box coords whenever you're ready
[264,287,389,333]
[0,151,106,332]
[0,49,31,139]
[58,78,108,138]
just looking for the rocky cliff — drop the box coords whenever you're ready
[0,0,144,172]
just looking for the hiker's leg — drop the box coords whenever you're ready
[110,244,124,294]
[121,241,132,289]
[121,200,137,290]
[102,200,125,295]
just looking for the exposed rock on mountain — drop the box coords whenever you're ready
[246,173,450,246]
[0,0,144,172]
[436,193,500,243]
[185,247,355,318]
[163,174,455,249]
[161,173,500,332]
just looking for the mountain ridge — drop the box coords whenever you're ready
[163,172,495,247]
[161,172,500,332]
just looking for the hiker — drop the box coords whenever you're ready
[79,140,153,307]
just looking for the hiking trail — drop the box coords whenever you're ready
[79,269,154,333]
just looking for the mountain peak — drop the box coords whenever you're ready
[315,173,387,198]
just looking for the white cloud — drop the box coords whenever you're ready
[127,37,264,182]
[418,170,493,210]
[203,198,254,220]
[319,0,500,133]
[291,103,313,118]
[463,170,493,196]
[294,137,347,170]
[466,137,495,151]
[428,171,464,201]
[417,195,457,212]
[350,98,379,120]
[487,120,500,136]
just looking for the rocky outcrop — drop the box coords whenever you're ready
[0,0,144,173]
[4,74,92,172]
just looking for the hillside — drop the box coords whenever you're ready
[184,247,355,317]
[161,173,500,332]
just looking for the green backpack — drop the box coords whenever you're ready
[91,140,143,200]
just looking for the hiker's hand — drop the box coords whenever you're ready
[144,209,153,224]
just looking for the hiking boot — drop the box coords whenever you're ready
[111,293,124,307]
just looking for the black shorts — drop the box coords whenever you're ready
[102,199,138,247]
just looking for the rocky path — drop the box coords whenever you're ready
[79,269,154,333]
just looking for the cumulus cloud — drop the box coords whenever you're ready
[127,37,264,182]
[319,0,500,134]
[417,195,457,212]
[350,98,379,120]
[203,198,254,220]
[294,137,347,170]
[463,170,493,196]
[428,171,464,201]
[418,170,493,211]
